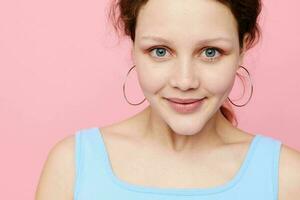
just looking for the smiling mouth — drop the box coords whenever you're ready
[165,97,205,113]
[165,97,205,104]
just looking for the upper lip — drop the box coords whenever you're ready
[166,97,204,103]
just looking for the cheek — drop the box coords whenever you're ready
[134,51,166,93]
[203,68,236,95]
[136,66,168,94]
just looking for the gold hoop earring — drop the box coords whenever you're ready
[122,65,146,106]
[227,65,253,107]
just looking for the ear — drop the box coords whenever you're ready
[238,33,250,66]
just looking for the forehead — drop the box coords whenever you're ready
[135,0,238,42]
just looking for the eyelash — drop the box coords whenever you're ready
[147,46,224,62]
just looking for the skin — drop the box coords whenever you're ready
[131,0,249,153]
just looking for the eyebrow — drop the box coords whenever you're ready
[141,35,233,45]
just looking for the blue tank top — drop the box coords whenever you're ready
[73,127,282,200]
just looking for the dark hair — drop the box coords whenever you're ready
[107,0,262,126]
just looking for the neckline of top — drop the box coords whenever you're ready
[94,127,262,196]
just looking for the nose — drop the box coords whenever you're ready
[169,60,200,91]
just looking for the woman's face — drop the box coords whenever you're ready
[132,0,246,135]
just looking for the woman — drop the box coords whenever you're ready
[35,0,300,199]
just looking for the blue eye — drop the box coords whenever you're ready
[149,47,170,58]
[202,48,222,61]
[205,48,216,57]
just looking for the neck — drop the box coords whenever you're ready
[140,106,232,154]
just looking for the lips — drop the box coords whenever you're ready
[166,98,204,104]
[166,98,205,113]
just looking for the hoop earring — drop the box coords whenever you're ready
[123,65,253,107]
[227,65,253,107]
[122,65,146,106]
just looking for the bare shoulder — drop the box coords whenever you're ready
[279,143,300,200]
[35,134,75,200]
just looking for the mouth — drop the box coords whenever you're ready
[165,97,205,104]
[164,97,206,114]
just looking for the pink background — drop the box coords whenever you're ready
[0,0,299,199]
